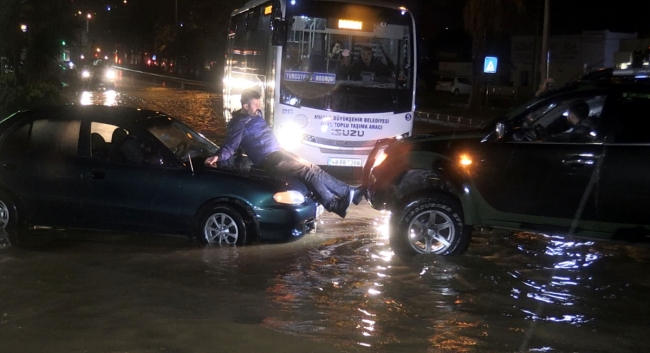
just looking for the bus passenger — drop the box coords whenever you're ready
[348,46,392,81]
[205,88,365,218]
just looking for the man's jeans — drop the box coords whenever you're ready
[260,150,350,210]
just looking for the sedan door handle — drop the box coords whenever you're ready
[90,171,106,179]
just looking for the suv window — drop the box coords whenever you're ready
[508,92,607,143]
[609,91,650,143]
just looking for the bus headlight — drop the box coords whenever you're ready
[276,122,304,150]
[273,190,305,205]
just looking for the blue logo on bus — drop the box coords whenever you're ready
[405,113,412,121]
[285,71,336,85]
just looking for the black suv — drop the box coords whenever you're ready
[362,71,650,256]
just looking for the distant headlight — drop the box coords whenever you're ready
[105,69,116,80]
[273,190,305,205]
[81,70,90,78]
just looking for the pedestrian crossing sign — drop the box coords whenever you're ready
[484,56,498,73]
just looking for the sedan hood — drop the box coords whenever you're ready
[199,165,311,194]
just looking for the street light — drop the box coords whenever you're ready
[86,13,92,33]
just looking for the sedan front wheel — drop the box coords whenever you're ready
[197,204,247,245]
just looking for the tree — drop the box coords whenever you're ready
[463,0,524,111]
[0,0,79,116]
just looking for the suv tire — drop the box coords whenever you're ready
[390,195,471,256]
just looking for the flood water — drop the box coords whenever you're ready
[2,75,648,352]
[2,203,650,353]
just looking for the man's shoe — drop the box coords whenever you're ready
[352,187,366,205]
[329,193,351,218]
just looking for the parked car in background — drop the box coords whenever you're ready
[362,69,650,256]
[435,76,472,95]
[0,106,320,245]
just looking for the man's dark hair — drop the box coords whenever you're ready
[240,88,261,106]
[569,100,589,121]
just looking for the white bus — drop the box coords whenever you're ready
[223,0,416,168]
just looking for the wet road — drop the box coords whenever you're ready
[2,74,650,352]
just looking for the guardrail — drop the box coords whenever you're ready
[116,66,481,127]
[414,111,485,127]
[116,66,216,90]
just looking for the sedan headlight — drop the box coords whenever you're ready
[273,190,305,205]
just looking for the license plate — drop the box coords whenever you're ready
[328,158,362,167]
[316,204,325,218]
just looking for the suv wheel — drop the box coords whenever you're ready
[390,196,471,256]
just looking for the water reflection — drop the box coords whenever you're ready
[79,89,120,106]
[258,209,650,352]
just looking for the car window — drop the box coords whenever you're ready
[608,91,650,143]
[90,122,154,164]
[145,117,218,162]
[1,119,80,157]
[508,92,607,143]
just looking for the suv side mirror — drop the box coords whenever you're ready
[271,18,287,46]
[495,121,506,140]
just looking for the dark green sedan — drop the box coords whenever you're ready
[0,105,320,245]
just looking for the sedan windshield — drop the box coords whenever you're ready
[145,116,218,162]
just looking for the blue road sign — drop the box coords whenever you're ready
[484,56,498,74]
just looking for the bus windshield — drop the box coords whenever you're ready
[280,5,414,114]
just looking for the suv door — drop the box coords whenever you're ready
[479,90,610,227]
[597,87,650,232]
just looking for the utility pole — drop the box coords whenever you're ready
[540,0,550,83]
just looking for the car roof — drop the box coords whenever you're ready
[5,105,168,126]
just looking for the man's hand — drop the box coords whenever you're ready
[205,155,219,167]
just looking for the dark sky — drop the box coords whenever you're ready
[406,0,650,37]
[549,0,650,35]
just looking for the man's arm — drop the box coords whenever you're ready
[205,117,247,167]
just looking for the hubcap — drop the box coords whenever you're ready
[203,212,239,244]
[407,210,455,254]
[0,200,9,229]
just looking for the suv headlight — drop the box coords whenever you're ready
[273,190,305,205]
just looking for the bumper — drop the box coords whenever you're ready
[256,199,321,241]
